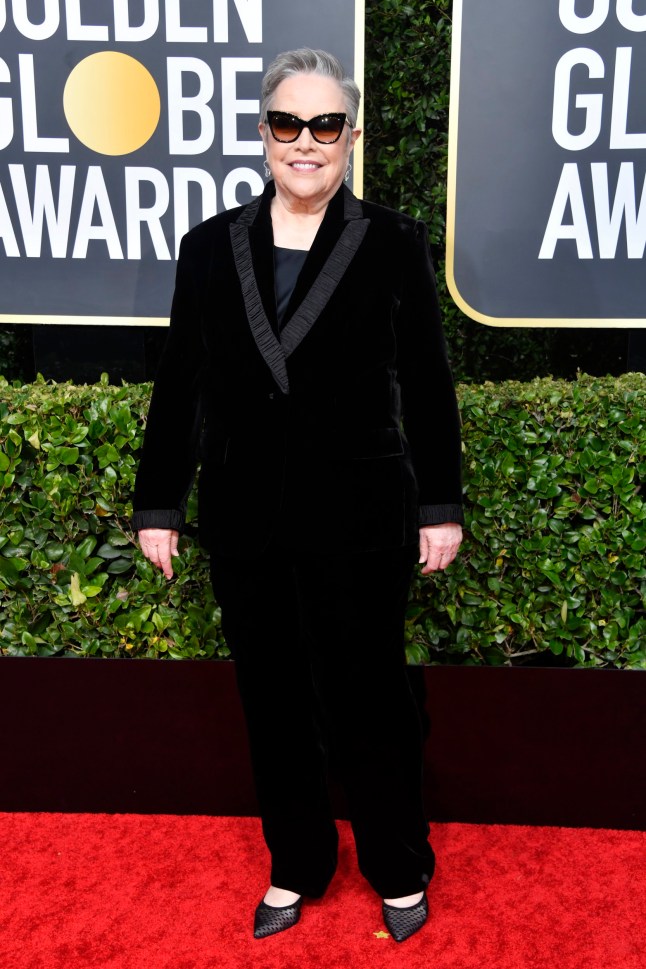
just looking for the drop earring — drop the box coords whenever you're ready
[344,163,352,183]
[263,160,271,178]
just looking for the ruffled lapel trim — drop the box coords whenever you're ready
[230,185,369,395]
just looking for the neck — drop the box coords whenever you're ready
[270,192,329,250]
[271,186,330,219]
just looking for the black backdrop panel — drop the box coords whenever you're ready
[0,659,643,829]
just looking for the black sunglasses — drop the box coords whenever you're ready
[266,111,351,144]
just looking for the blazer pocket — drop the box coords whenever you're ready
[327,427,405,461]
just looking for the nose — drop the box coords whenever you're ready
[295,125,315,148]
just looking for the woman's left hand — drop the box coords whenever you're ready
[418,523,463,575]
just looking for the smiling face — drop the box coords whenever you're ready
[259,73,361,214]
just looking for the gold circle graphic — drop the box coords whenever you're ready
[64,52,160,156]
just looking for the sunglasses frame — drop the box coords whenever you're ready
[266,111,351,145]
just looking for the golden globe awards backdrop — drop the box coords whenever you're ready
[447,0,646,327]
[0,0,364,326]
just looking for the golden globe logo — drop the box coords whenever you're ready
[64,52,161,156]
[0,0,265,265]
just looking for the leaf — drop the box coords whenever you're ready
[106,530,131,547]
[69,573,87,607]
[97,543,123,560]
[95,443,120,468]
[107,557,134,574]
[21,631,38,650]
[77,535,98,559]
[59,447,79,465]
[44,543,66,562]
[0,556,28,575]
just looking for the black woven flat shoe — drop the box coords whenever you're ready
[382,893,428,943]
[253,896,303,939]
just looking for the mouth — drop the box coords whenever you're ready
[289,161,322,172]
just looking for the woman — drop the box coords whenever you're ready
[133,48,463,943]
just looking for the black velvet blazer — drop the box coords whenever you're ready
[132,181,463,556]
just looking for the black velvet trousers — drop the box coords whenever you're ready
[209,540,435,899]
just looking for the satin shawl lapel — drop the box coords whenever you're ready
[230,190,288,392]
[280,188,369,356]
[230,183,370,395]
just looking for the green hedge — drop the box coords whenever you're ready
[1,374,645,667]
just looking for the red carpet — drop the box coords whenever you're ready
[0,814,644,969]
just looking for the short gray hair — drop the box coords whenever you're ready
[260,48,361,128]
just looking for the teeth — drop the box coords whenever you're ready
[292,163,318,170]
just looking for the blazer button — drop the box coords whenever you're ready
[268,393,275,400]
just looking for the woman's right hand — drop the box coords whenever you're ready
[138,528,180,580]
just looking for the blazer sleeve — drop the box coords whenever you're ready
[131,235,206,533]
[395,220,464,526]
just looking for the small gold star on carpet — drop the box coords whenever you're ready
[373,930,391,939]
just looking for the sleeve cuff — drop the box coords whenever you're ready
[131,509,186,532]
[418,503,465,526]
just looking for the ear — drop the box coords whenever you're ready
[350,128,362,148]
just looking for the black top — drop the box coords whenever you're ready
[274,246,308,330]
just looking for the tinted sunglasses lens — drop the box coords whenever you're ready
[311,115,345,143]
[269,113,301,142]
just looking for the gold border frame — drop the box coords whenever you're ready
[0,315,170,327]
[353,0,365,199]
[446,0,646,328]
[1,1,366,328]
